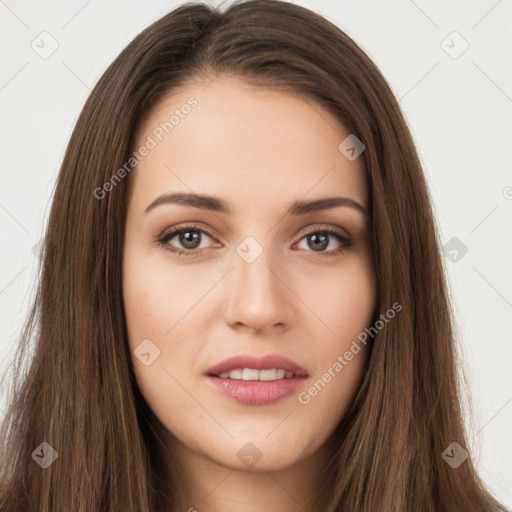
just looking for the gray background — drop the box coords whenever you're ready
[0,0,511,506]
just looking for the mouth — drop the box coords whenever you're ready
[206,353,308,378]
[205,354,309,405]
[214,368,296,380]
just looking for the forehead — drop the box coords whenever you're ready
[128,75,367,213]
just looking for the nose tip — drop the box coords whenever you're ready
[223,252,294,334]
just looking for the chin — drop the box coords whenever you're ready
[197,436,311,473]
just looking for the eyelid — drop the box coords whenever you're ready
[294,222,351,241]
[158,221,217,240]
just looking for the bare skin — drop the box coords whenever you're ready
[122,75,376,511]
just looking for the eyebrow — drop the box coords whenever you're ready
[144,192,369,217]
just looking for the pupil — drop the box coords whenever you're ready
[180,230,200,249]
[309,233,328,251]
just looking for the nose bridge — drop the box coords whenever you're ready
[223,233,292,330]
[234,234,281,303]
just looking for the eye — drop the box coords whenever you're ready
[295,226,354,257]
[156,223,354,257]
[157,223,217,256]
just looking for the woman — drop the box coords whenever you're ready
[0,1,508,510]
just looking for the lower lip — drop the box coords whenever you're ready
[206,375,307,405]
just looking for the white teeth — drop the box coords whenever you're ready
[229,369,243,379]
[242,368,259,380]
[217,368,294,381]
[259,369,277,381]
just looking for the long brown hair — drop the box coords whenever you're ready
[0,1,508,510]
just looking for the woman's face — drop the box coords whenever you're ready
[122,75,376,472]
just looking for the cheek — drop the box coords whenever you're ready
[122,248,206,388]
[305,257,376,339]
[122,248,199,341]
[122,258,203,435]
[331,274,375,335]
[296,260,375,411]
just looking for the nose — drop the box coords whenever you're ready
[223,246,295,334]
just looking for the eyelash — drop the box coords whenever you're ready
[156,222,354,258]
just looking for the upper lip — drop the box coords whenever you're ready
[206,354,309,378]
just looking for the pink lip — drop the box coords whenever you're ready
[206,376,306,405]
[205,354,309,406]
[205,354,308,377]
